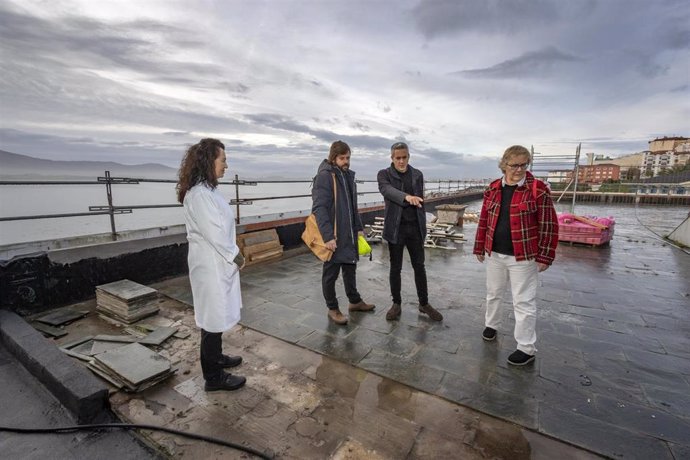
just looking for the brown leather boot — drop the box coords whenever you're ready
[386,303,401,321]
[348,300,375,312]
[419,303,443,321]
[327,308,348,325]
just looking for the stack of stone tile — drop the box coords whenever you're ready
[87,342,174,392]
[95,279,159,324]
[238,229,283,266]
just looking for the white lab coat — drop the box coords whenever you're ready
[183,184,242,332]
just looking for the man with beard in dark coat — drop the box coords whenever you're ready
[312,140,375,325]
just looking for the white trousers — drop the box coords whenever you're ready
[485,253,538,355]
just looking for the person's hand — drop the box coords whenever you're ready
[476,254,485,263]
[325,239,337,251]
[358,231,363,237]
[537,262,549,272]
[405,195,424,208]
[240,259,246,270]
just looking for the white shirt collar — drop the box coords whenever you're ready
[502,175,526,187]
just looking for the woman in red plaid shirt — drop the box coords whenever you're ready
[474,145,559,366]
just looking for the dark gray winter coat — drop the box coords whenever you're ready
[312,160,363,264]
[377,164,426,244]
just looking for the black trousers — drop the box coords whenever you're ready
[322,261,362,309]
[200,329,223,382]
[389,223,428,305]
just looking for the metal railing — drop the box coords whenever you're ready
[0,172,488,241]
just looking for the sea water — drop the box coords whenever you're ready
[0,180,384,245]
[0,181,687,246]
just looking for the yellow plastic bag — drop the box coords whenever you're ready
[358,235,372,259]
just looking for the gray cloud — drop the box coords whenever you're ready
[412,0,561,39]
[0,0,687,180]
[0,128,187,166]
[350,122,371,132]
[634,55,670,79]
[452,47,582,79]
[0,4,222,84]
[543,137,650,154]
[243,113,393,151]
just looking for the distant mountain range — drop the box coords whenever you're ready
[0,150,179,179]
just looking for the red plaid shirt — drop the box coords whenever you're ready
[473,171,558,265]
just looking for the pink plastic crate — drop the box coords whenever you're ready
[557,213,615,245]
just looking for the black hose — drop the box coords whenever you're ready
[0,423,272,459]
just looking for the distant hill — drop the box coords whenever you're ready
[0,150,179,179]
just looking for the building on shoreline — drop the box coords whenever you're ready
[643,136,690,177]
[587,151,645,180]
[573,163,621,184]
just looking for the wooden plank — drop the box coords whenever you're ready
[237,229,279,248]
[243,240,282,257]
[572,215,609,229]
[248,247,283,262]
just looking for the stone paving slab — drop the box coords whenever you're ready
[157,206,690,459]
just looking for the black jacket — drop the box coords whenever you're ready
[377,164,426,244]
[312,160,363,264]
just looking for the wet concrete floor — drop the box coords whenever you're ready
[151,204,690,459]
[51,294,597,459]
[44,204,689,459]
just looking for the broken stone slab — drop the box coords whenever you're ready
[34,309,88,326]
[92,335,139,343]
[31,322,68,338]
[94,342,172,386]
[173,329,191,339]
[60,336,94,350]
[90,340,130,355]
[139,327,177,346]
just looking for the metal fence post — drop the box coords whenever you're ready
[234,174,241,224]
[104,170,117,241]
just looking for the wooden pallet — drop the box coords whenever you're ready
[237,229,283,266]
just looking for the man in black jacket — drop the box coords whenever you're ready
[377,142,443,322]
[312,140,375,325]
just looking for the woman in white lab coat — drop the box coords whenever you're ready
[176,138,246,392]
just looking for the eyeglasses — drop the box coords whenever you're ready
[506,162,529,170]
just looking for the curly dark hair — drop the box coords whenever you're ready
[176,138,225,203]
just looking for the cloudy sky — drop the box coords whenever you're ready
[0,0,688,178]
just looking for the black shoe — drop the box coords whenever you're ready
[482,327,497,341]
[507,350,535,366]
[217,354,242,368]
[205,373,246,392]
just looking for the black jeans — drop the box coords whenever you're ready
[389,223,428,305]
[322,261,362,309]
[200,329,223,382]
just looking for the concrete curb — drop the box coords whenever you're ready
[0,309,111,424]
